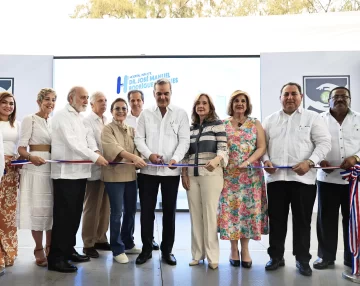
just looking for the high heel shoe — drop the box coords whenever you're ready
[241,251,252,268]
[34,248,48,267]
[45,245,51,257]
[229,251,240,267]
[189,259,204,266]
[209,263,218,270]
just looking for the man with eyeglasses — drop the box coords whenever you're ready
[48,86,108,273]
[313,86,360,270]
[262,82,331,276]
[125,90,160,251]
[134,79,190,265]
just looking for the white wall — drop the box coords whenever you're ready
[260,51,360,120]
[0,55,53,121]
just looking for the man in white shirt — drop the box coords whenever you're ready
[48,86,108,273]
[262,82,331,276]
[82,91,111,258]
[126,89,143,129]
[313,87,360,270]
[134,79,190,265]
[125,89,160,251]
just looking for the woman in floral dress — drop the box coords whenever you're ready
[0,92,21,276]
[218,90,269,268]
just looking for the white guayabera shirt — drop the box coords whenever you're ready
[262,107,331,185]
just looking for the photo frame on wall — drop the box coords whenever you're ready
[303,75,350,113]
[0,77,14,94]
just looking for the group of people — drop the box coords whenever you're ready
[0,79,358,278]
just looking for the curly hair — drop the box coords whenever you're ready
[37,88,57,103]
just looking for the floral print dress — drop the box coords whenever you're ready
[218,118,269,240]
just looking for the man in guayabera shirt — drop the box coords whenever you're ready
[314,87,360,270]
[48,86,108,273]
[125,89,160,251]
[82,91,111,258]
[262,82,331,277]
[134,78,190,266]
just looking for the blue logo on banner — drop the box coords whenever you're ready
[116,72,179,94]
[117,76,129,94]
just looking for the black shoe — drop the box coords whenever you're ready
[296,261,312,276]
[48,260,78,273]
[136,252,152,265]
[344,260,352,268]
[152,240,160,251]
[241,260,252,268]
[94,242,111,251]
[265,258,285,270]
[162,253,177,266]
[67,252,90,263]
[83,247,99,258]
[313,258,334,270]
[229,258,240,267]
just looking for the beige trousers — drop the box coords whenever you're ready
[186,175,223,263]
[82,180,110,248]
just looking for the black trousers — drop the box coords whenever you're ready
[48,179,87,263]
[138,174,180,254]
[316,181,351,262]
[267,181,317,262]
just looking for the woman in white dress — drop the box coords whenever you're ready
[0,92,21,274]
[17,88,56,267]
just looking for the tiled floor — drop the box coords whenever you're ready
[0,212,355,286]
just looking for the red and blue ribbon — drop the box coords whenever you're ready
[341,164,360,275]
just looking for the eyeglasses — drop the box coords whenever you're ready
[113,107,127,112]
[330,95,350,100]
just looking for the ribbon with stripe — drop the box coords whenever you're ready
[341,164,360,275]
[10,159,343,169]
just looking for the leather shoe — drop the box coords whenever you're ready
[296,261,312,276]
[313,258,334,270]
[48,260,77,273]
[136,252,152,265]
[344,260,352,268]
[83,247,99,258]
[94,242,111,251]
[229,259,240,267]
[241,260,252,268]
[67,252,90,263]
[265,258,285,270]
[152,240,160,251]
[162,253,177,265]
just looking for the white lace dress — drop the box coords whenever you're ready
[16,114,53,231]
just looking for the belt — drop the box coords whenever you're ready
[29,145,51,153]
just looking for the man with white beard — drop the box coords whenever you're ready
[47,86,108,273]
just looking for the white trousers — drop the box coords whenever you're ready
[186,175,223,263]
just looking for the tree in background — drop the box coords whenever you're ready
[71,0,360,18]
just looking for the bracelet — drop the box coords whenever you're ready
[246,161,251,166]
[27,154,31,161]
[354,155,360,163]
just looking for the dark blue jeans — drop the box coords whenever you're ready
[104,181,137,256]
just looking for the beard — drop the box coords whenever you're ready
[71,102,87,112]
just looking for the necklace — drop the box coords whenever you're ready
[233,117,247,127]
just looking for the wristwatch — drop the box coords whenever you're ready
[353,155,360,163]
[307,159,315,167]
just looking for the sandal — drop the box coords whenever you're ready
[34,248,48,267]
[45,245,51,257]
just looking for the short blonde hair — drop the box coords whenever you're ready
[37,88,57,103]
[227,90,253,117]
